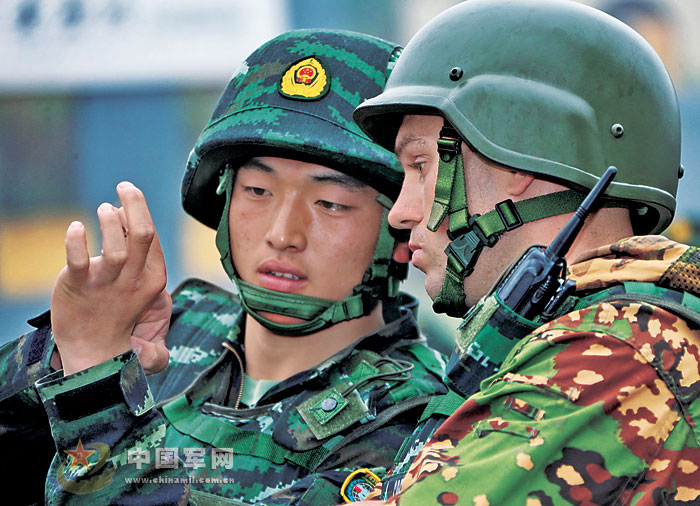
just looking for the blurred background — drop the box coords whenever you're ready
[2,0,699,353]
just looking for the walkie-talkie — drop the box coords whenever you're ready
[494,166,618,320]
[445,167,618,398]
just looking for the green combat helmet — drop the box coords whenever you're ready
[182,29,406,336]
[355,0,682,316]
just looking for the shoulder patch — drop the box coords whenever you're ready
[278,56,331,101]
[341,468,381,502]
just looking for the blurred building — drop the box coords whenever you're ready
[2,0,699,353]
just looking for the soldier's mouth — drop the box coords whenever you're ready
[266,271,302,280]
[257,261,307,292]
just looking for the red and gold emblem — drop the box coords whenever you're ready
[58,440,114,493]
[295,64,318,85]
[279,56,330,100]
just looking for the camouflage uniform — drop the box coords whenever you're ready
[378,236,700,505]
[0,311,57,506]
[352,1,697,503]
[0,29,449,505]
[0,278,445,505]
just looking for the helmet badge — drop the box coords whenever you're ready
[278,56,331,101]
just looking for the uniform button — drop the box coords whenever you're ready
[321,397,338,412]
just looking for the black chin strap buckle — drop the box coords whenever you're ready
[445,230,484,278]
[437,124,462,162]
[353,284,379,314]
[439,123,461,141]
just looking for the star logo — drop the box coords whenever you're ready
[58,441,113,494]
[64,439,97,469]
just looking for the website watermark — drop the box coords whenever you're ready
[125,476,234,485]
[58,440,238,494]
[127,446,237,470]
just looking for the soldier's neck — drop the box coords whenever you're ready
[564,207,635,264]
[242,303,385,381]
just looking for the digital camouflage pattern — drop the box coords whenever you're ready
[183,29,408,336]
[182,29,404,230]
[376,392,461,500]
[377,236,700,505]
[1,279,446,505]
[0,310,59,506]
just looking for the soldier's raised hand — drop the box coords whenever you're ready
[51,181,171,376]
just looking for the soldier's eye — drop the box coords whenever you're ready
[317,200,351,212]
[244,186,270,197]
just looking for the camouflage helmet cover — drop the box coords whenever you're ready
[183,29,404,229]
[181,29,407,336]
[354,0,682,234]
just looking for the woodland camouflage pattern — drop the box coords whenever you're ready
[0,279,446,504]
[377,236,700,505]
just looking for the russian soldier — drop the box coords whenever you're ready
[353,0,700,504]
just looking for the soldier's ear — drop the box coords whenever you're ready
[505,171,535,197]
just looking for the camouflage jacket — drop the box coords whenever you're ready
[381,236,700,506]
[0,278,447,505]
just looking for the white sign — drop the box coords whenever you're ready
[0,0,288,91]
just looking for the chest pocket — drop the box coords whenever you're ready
[297,350,414,440]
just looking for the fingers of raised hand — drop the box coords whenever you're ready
[64,221,90,283]
[115,182,163,280]
[97,202,128,279]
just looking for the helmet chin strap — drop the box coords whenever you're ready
[428,124,469,317]
[214,167,395,337]
[428,121,598,317]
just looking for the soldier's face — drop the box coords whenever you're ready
[390,114,511,306]
[229,157,383,324]
[389,115,451,300]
